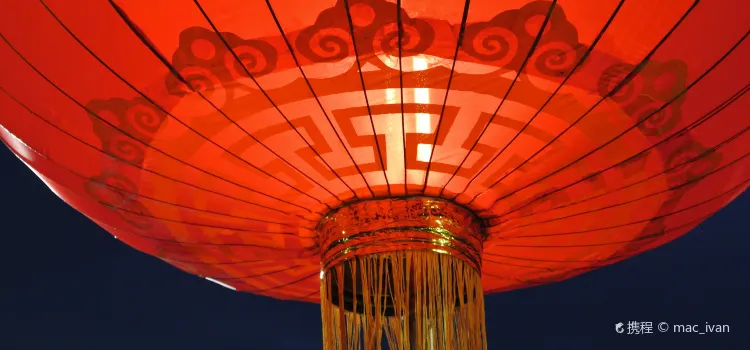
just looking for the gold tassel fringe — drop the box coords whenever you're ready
[320,250,487,350]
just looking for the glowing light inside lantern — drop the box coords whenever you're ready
[414,57,432,162]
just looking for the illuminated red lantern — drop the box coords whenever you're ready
[1,0,748,348]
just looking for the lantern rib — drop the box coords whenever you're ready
[500,149,750,231]
[484,252,606,263]
[267,0,375,198]
[474,2,715,209]
[482,27,749,214]
[84,172,306,225]
[483,212,713,268]
[161,257,266,265]
[33,1,328,209]
[421,0,473,193]
[105,0,340,207]
[437,0,558,198]
[487,178,749,239]
[342,0,392,196]
[482,213,713,281]
[0,33,321,214]
[247,270,319,293]
[501,141,745,224]
[397,0,408,194]
[290,288,320,302]
[450,0,626,200]
[196,0,369,199]
[96,221,303,248]
[0,131,317,242]
[1,111,307,226]
[220,265,305,280]
[0,86,313,221]
[102,204,299,235]
[513,150,750,229]
[476,21,703,207]
[482,259,552,271]
[483,265,597,288]
[488,83,750,221]
[480,270,528,285]
[162,256,319,265]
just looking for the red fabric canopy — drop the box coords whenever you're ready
[0,0,748,301]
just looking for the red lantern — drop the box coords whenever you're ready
[1,0,748,348]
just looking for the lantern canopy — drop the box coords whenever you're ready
[1,0,748,349]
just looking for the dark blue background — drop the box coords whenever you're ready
[1,145,747,350]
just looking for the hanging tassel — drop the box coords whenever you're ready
[321,251,487,350]
[318,197,486,350]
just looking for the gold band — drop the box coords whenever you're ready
[318,197,485,271]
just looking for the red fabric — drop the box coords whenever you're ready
[0,0,748,301]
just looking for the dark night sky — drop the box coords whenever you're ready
[1,144,748,350]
